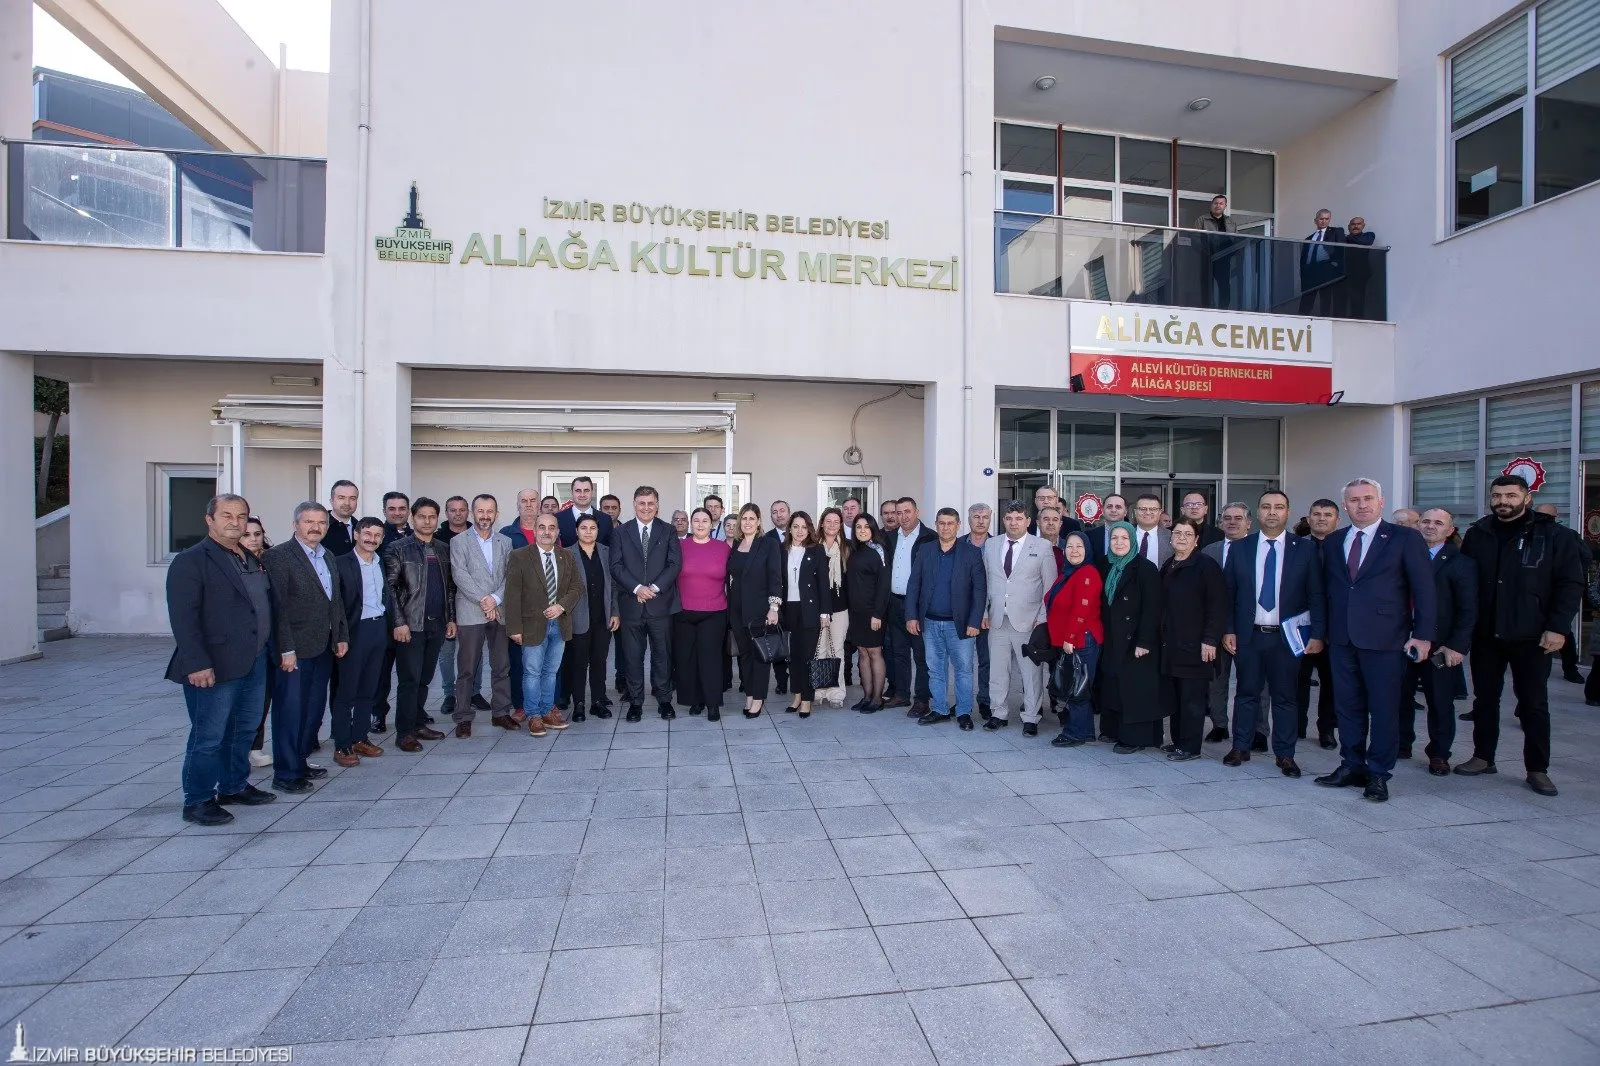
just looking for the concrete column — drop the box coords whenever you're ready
[321,361,412,505]
[920,381,964,514]
[0,0,29,212]
[2,351,39,663]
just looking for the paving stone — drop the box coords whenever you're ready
[534,945,660,1023]
[832,835,930,877]
[198,908,361,972]
[851,872,964,925]
[73,913,246,979]
[661,935,782,1013]
[441,898,562,956]
[370,858,487,904]
[521,1015,659,1066]
[36,870,201,923]
[665,844,757,888]
[907,981,1068,1066]
[786,993,936,1065]
[771,927,897,1000]
[1240,884,1396,944]
[660,1004,797,1066]
[875,918,1008,990]
[125,967,307,1046]
[0,974,183,1046]
[555,890,663,949]
[257,959,431,1043]
[752,840,846,883]
[1413,925,1600,1000]
[665,883,769,941]
[322,902,462,965]
[399,952,547,1033]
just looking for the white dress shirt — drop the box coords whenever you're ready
[1253,532,1287,626]
[1135,526,1162,567]
[1343,519,1383,570]
[787,546,805,602]
[473,530,502,605]
[891,525,920,596]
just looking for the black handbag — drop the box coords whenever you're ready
[749,623,789,664]
[810,655,842,689]
[1021,623,1061,666]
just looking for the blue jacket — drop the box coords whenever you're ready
[905,538,986,637]
[1322,520,1436,650]
[1222,531,1326,641]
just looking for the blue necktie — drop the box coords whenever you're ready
[1259,538,1277,613]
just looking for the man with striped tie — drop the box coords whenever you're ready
[505,513,584,737]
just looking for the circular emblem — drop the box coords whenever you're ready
[1075,493,1103,523]
[1501,456,1546,492]
[1585,509,1600,541]
[1090,359,1120,389]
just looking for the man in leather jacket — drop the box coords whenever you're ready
[383,497,455,752]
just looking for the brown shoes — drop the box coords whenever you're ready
[397,734,423,753]
[1428,757,1450,776]
[545,708,569,730]
[527,715,548,737]
[353,740,383,758]
[334,749,360,768]
[491,714,518,730]
[416,726,445,740]
[454,721,472,738]
[1223,748,1250,767]
[1275,756,1302,778]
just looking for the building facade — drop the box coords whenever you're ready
[1,0,1597,662]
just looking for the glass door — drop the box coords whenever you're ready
[1173,479,1220,525]
[1120,481,1169,514]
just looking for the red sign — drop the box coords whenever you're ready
[1501,456,1546,492]
[1075,494,1102,523]
[1070,353,1333,403]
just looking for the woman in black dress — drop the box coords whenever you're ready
[782,511,832,718]
[845,513,890,711]
[726,503,781,719]
[1097,521,1163,753]
[1158,519,1226,761]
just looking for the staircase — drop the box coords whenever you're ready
[37,565,71,642]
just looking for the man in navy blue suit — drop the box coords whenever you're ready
[1222,490,1326,779]
[1315,478,1436,802]
[556,475,613,547]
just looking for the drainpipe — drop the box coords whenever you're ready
[957,0,973,506]
[350,0,374,484]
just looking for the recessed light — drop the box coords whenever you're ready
[1033,75,1057,91]
[1186,97,1212,112]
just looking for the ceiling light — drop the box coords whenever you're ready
[1033,75,1056,91]
[1186,97,1212,112]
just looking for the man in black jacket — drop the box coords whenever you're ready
[165,493,278,826]
[1537,503,1590,684]
[1456,476,1586,796]
[1402,509,1478,775]
[386,498,455,752]
[322,479,361,556]
[886,497,939,715]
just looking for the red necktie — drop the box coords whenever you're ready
[1346,530,1363,581]
[1004,541,1014,578]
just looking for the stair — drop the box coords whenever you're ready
[37,565,70,642]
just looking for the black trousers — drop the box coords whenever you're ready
[619,612,673,705]
[732,618,773,700]
[1296,649,1337,739]
[1559,639,1579,674]
[331,617,386,750]
[782,602,820,702]
[673,609,727,708]
[1587,655,1600,703]
[1401,657,1457,760]
[1470,638,1553,773]
[885,594,929,702]
[394,624,445,738]
[1164,675,1210,754]
[565,625,612,709]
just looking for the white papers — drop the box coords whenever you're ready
[1282,611,1313,657]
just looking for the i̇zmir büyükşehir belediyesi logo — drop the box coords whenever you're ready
[375,182,453,264]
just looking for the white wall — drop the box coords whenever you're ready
[1283,404,1403,512]
[1278,0,1598,403]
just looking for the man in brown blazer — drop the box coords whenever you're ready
[505,513,583,736]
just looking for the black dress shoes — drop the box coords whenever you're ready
[1363,778,1389,802]
[983,716,1009,730]
[1319,733,1338,750]
[217,784,277,805]
[1023,722,1038,737]
[707,708,721,722]
[591,703,613,719]
[1314,766,1368,788]
[688,705,703,716]
[440,696,456,716]
[571,708,587,723]
[658,701,676,720]
[471,693,491,711]
[1250,734,1269,753]
[859,701,882,714]
[302,765,328,779]
[1051,735,1087,747]
[273,777,314,793]
[182,799,234,826]
[1223,748,1249,767]
[908,700,930,719]
[956,714,974,731]
[1160,743,1180,754]
[918,710,953,725]
[626,706,643,722]
[1204,727,1228,743]
[1275,757,1302,778]
[977,705,993,722]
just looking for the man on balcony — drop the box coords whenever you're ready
[1298,209,1346,316]
[1190,194,1239,309]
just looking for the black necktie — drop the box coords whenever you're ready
[1140,532,1150,559]
[1004,541,1014,578]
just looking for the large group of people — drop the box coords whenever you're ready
[166,471,1586,826]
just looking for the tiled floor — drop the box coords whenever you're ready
[2,637,1599,1064]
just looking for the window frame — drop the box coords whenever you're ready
[683,472,751,515]
[816,475,879,518]
[152,462,219,564]
[541,470,611,503]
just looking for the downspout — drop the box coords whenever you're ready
[350,0,374,484]
[958,0,973,507]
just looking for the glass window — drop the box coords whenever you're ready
[1002,179,1054,215]
[1121,191,1170,226]
[1061,131,1115,182]
[1061,186,1113,221]
[1226,479,1279,511]
[1581,381,1600,452]
[999,123,1057,175]
[1057,477,1117,518]
[1227,418,1282,475]
[1487,387,1571,448]
[1455,109,1524,229]
[684,473,751,511]
[1178,196,1216,230]
[999,408,1051,469]
[1229,151,1275,215]
[1535,64,1600,202]
[1413,461,1479,513]
[1177,144,1227,194]
[1057,412,1116,471]
[1412,401,1480,454]
[1171,418,1223,471]
[1119,139,1171,188]
[154,465,217,562]
[1452,17,1528,129]
[1120,416,1171,473]
[817,476,879,517]
[1536,0,1600,87]
[1487,450,1571,516]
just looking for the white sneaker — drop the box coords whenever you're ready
[248,749,272,768]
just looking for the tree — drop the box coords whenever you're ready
[35,376,68,505]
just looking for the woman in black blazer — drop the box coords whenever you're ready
[845,513,890,711]
[726,503,782,718]
[1157,519,1226,761]
[781,511,833,718]
[1097,522,1163,753]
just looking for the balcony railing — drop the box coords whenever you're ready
[995,212,1388,321]
[4,139,326,254]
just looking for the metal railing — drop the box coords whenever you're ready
[4,139,326,254]
[995,212,1389,321]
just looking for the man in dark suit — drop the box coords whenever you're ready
[1178,491,1224,548]
[1297,208,1346,315]
[165,493,278,825]
[1026,485,1082,539]
[381,491,412,546]
[557,475,614,547]
[368,490,412,729]
[885,497,939,716]
[1084,494,1129,566]
[331,518,391,767]
[1297,498,1342,747]
[906,508,987,730]
[1131,494,1174,568]
[1402,508,1477,775]
[611,485,684,721]
[262,501,350,794]
[1342,216,1378,319]
[1222,490,1326,779]
[1314,478,1435,802]
[321,479,360,556]
[1202,502,1257,744]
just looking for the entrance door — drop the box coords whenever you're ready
[1173,479,1220,526]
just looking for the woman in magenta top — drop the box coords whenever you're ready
[674,507,732,720]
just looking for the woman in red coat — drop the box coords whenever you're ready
[1045,531,1104,746]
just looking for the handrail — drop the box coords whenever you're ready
[996,209,1394,252]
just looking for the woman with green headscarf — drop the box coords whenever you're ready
[1096,521,1163,752]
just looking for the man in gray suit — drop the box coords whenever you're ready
[449,493,515,737]
[1203,502,1267,749]
[611,485,683,721]
[1132,494,1173,568]
[981,501,1059,736]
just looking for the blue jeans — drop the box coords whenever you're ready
[1054,635,1099,740]
[182,648,268,807]
[520,619,566,717]
[922,619,974,717]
